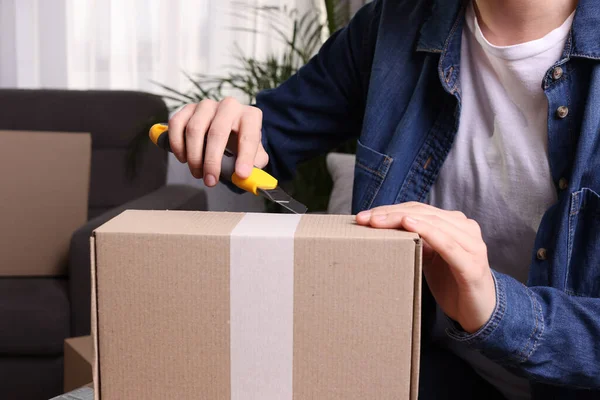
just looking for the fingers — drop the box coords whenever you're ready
[168,103,197,163]
[169,98,267,186]
[404,216,491,287]
[356,202,481,240]
[185,100,219,179]
[235,107,263,179]
[355,205,487,277]
[202,98,241,186]
[400,217,470,275]
[255,145,269,169]
[370,212,479,252]
[370,202,467,223]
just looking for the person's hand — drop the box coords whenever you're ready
[356,202,496,333]
[168,98,269,186]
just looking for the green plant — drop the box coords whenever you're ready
[147,0,360,212]
[153,4,323,110]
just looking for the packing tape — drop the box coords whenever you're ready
[230,213,302,400]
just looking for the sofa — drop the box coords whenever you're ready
[0,89,207,399]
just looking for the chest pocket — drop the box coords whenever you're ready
[352,139,393,212]
[566,188,600,297]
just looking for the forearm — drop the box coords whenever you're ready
[447,270,600,388]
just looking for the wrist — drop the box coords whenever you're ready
[460,269,497,333]
[446,271,544,366]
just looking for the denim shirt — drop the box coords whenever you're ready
[255,0,600,397]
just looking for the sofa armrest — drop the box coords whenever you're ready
[68,184,208,337]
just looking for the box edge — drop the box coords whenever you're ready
[410,238,423,400]
[90,234,100,400]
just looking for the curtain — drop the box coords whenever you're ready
[0,0,317,91]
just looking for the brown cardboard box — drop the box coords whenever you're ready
[64,336,94,393]
[91,210,422,399]
[0,130,91,276]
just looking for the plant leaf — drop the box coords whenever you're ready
[149,80,196,101]
[181,70,218,100]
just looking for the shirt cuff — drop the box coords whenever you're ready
[445,270,545,364]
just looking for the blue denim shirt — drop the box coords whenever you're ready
[255,0,600,397]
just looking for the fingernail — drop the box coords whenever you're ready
[204,174,217,186]
[237,164,252,177]
[357,211,371,219]
[373,214,387,221]
[404,217,418,225]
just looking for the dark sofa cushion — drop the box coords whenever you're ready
[0,279,69,356]
[89,147,167,215]
[0,356,63,400]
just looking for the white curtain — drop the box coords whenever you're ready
[0,0,317,91]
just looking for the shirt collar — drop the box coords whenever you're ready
[416,0,600,61]
[416,0,464,54]
[569,0,600,60]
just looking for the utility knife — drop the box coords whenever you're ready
[149,123,308,214]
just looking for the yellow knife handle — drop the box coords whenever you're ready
[231,168,277,195]
[149,123,277,195]
[149,123,170,150]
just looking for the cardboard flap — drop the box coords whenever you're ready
[64,336,93,393]
[65,336,93,364]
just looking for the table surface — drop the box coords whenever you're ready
[50,387,93,400]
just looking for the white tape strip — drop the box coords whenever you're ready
[230,213,302,400]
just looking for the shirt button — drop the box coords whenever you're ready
[537,248,548,261]
[552,66,563,80]
[556,106,569,118]
[559,178,569,190]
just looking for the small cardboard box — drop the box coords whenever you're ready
[64,336,94,393]
[0,130,91,276]
[91,210,422,399]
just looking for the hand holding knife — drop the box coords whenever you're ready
[149,123,307,214]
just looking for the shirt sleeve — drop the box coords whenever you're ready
[446,269,600,388]
[255,1,381,181]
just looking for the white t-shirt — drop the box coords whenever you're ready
[428,3,574,399]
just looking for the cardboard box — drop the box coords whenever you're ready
[64,336,94,393]
[91,210,422,399]
[0,130,91,276]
